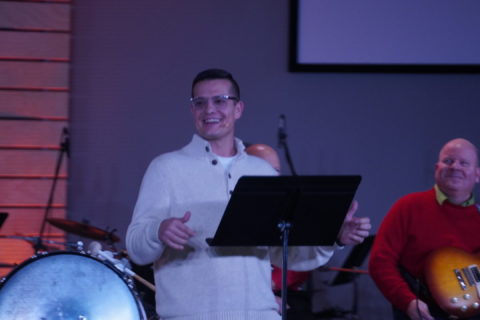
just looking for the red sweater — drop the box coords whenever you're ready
[369,189,480,312]
[271,266,311,291]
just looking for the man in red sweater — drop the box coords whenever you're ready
[369,138,480,320]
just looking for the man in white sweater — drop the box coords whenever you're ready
[126,69,370,320]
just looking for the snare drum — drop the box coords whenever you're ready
[0,251,146,320]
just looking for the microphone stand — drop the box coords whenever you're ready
[278,114,297,176]
[36,127,69,252]
[277,114,299,319]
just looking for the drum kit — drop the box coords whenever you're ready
[0,218,157,320]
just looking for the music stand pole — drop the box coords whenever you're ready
[279,220,292,320]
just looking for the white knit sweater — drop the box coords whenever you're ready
[126,135,335,320]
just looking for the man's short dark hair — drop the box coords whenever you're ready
[191,68,240,99]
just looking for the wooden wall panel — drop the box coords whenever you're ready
[0,0,71,277]
[0,241,35,275]
[0,150,67,175]
[0,2,70,30]
[0,32,70,58]
[1,208,66,235]
[0,91,69,118]
[0,61,69,88]
[0,121,68,145]
[0,180,66,204]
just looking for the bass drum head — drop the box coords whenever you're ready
[0,251,146,320]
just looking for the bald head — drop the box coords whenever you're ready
[245,144,281,172]
[439,138,479,166]
[434,138,480,204]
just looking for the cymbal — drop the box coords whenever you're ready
[47,218,120,243]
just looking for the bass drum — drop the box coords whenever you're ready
[0,251,146,320]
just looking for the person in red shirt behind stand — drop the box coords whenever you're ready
[245,143,371,317]
[369,138,480,320]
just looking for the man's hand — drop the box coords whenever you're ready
[158,211,195,250]
[406,299,434,320]
[337,200,371,246]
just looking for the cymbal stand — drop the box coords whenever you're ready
[36,127,69,252]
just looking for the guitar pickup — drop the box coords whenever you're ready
[467,264,480,300]
[470,265,480,283]
[463,267,475,286]
[455,269,468,290]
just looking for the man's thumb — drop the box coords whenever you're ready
[181,211,191,223]
[346,200,359,218]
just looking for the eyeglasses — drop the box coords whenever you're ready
[190,95,239,110]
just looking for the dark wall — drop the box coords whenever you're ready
[69,1,480,318]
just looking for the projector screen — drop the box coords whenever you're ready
[289,0,480,72]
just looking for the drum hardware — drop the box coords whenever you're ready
[89,241,156,293]
[47,217,120,243]
[72,240,85,252]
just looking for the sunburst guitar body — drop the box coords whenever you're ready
[425,247,480,318]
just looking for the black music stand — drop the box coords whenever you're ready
[0,212,7,230]
[207,175,362,320]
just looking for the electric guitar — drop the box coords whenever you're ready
[425,247,480,318]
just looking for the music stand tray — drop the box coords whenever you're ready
[207,175,362,247]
